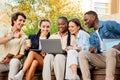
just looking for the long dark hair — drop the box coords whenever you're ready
[58,16,71,46]
[68,18,84,30]
[68,18,89,35]
[36,19,50,39]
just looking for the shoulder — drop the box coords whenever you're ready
[99,20,118,27]
[78,30,90,36]
[49,32,59,39]
[0,24,11,37]
[0,24,10,32]
[28,34,37,39]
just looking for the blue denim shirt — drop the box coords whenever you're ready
[76,30,90,51]
[89,20,120,53]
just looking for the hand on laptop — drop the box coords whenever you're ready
[65,46,74,50]
[62,50,67,54]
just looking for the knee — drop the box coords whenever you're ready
[28,51,35,56]
[54,54,66,62]
[78,51,89,59]
[67,50,77,56]
[44,54,54,62]
[55,54,65,59]
[10,58,20,65]
[106,48,117,57]
[32,60,39,67]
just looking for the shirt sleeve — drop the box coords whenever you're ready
[81,32,90,51]
[19,35,28,55]
[0,25,8,38]
[106,21,120,34]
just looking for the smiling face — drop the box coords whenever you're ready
[39,21,50,36]
[57,18,67,34]
[68,21,80,36]
[13,15,26,31]
[84,14,95,28]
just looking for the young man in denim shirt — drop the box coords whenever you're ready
[78,10,120,80]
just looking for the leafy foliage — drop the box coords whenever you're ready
[7,0,93,35]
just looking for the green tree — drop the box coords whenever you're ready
[7,0,93,35]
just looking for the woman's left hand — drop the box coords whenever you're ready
[66,46,74,50]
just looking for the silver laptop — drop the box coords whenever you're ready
[103,39,120,50]
[41,39,63,54]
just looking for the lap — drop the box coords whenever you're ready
[0,63,9,72]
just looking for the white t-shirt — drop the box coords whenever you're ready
[96,30,106,52]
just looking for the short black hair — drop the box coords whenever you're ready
[11,12,26,26]
[58,16,68,23]
[85,10,98,20]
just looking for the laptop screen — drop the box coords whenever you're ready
[40,39,63,54]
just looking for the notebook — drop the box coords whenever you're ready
[40,39,63,54]
[103,39,120,50]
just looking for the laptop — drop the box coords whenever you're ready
[30,49,41,52]
[103,39,120,50]
[40,39,63,54]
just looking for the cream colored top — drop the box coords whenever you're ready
[49,32,76,50]
[0,25,27,57]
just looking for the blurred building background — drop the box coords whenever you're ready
[69,0,120,22]
[79,0,119,16]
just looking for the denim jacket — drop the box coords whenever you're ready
[76,30,90,51]
[89,20,120,53]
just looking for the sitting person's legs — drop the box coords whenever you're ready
[8,58,22,80]
[65,50,79,79]
[0,63,9,72]
[13,51,43,80]
[54,54,66,80]
[26,60,39,80]
[42,54,54,80]
[105,48,120,80]
[78,51,106,80]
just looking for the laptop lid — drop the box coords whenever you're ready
[41,39,63,54]
[103,39,120,50]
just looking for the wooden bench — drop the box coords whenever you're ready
[0,71,55,80]
[91,68,120,80]
[1,69,120,80]
[0,71,42,80]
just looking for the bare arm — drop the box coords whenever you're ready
[0,36,12,44]
[14,54,24,59]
